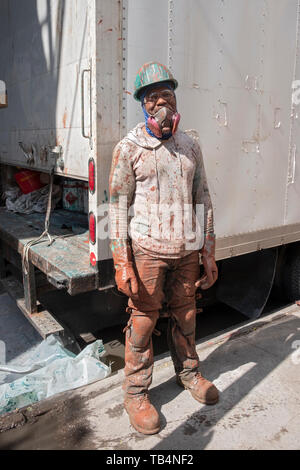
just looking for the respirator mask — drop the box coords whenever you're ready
[142,85,181,140]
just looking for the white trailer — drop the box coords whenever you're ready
[0,0,300,335]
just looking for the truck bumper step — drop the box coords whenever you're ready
[1,275,64,338]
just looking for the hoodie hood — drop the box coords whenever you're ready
[125,123,166,150]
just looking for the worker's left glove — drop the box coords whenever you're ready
[110,240,139,298]
[195,234,218,290]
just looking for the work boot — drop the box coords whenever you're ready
[177,373,219,405]
[124,393,161,435]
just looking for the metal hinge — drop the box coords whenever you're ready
[47,145,64,171]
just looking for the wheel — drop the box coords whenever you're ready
[281,243,300,302]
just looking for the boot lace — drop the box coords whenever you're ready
[134,393,151,409]
[192,372,204,386]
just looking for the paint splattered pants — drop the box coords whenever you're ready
[123,247,201,396]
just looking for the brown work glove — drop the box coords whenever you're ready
[110,240,139,297]
[195,234,218,290]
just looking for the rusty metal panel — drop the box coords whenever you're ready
[122,0,300,250]
[0,0,95,179]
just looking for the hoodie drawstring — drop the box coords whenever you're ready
[177,151,183,178]
[154,148,160,204]
[174,139,183,178]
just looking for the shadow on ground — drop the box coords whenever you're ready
[148,313,300,450]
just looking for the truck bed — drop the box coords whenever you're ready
[0,208,98,295]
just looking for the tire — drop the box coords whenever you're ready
[281,243,300,302]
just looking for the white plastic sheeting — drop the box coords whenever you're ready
[5,184,61,215]
[0,335,111,416]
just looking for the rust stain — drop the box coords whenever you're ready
[98,19,103,25]
[63,110,67,129]
[105,28,113,32]
[124,91,132,96]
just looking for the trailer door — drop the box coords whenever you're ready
[0,0,95,180]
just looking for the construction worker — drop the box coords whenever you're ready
[109,62,219,435]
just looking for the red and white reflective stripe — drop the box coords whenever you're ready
[89,212,96,245]
[88,158,95,194]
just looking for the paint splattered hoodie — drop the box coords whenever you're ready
[109,123,214,258]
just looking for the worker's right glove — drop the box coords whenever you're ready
[110,240,139,298]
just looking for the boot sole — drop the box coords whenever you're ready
[176,377,219,406]
[124,408,161,435]
[129,418,161,435]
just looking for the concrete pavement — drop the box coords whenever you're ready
[0,292,42,386]
[0,302,300,450]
